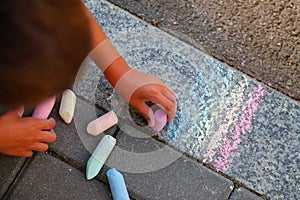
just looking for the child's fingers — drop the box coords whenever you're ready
[39,129,57,143]
[160,88,177,121]
[134,103,155,127]
[14,106,24,117]
[162,88,177,104]
[5,106,24,117]
[18,150,33,158]
[145,88,177,121]
[31,117,56,130]
[29,142,49,152]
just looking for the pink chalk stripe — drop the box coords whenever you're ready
[214,85,264,171]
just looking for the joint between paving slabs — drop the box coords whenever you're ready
[46,148,139,200]
[46,148,109,185]
[46,148,86,174]
[1,149,137,200]
[2,156,34,200]
[181,152,270,200]
[75,95,111,114]
[94,102,112,114]
[227,186,271,200]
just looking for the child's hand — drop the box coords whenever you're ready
[114,69,177,127]
[129,83,177,126]
[0,107,56,157]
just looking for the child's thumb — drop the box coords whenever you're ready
[14,106,24,117]
[135,103,155,127]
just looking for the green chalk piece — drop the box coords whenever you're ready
[86,135,116,180]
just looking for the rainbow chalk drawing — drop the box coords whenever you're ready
[214,85,264,171]
[204,76,248,161]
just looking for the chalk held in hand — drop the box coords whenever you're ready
[152,108,167,132]
[150,105,167,133]
[86,135,116,180]
[32,96,56,119]
[106,168,130,200]
[87,110,118,136]
[59,89,76,124]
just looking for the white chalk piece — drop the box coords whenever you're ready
[32,96,56,119]
[87,110,118,136]
[59,89,76,124]
[106,168,130,200]
[86,135,116,180]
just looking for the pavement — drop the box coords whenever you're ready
[0,0,299,200]
[106,0,300,101]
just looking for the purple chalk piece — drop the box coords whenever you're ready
[32,96,56,119]
[151,108,167,132]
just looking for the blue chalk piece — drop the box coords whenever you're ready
[106,168,130,200]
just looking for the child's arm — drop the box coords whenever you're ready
[82,3,177,126]
[0,107,56,157]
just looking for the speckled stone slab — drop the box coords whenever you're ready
[5,153,112,200]
[230,188,264,200]
[74,1,300,199]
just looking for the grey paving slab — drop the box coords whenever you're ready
[0,155,26,199]
[106,0,300,100]
[48,94,234,199]
[75,1,300,199]
[49,97,117,165]
[102,130,233,200]
[5,153,112,200]
[230,188,264,200]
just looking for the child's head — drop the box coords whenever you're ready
[0,0,91,109]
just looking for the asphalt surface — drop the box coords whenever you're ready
[107,0,300,100]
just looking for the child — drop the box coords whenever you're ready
[0,0,176,157]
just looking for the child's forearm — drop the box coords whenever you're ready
[82,2,106,48]
[80,2,177,124]
[82,2,131,87]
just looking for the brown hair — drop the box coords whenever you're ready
[0,0,91,108]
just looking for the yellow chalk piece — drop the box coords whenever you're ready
[87,110,118,136]
[59,89,76,124]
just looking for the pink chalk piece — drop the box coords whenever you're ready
[87,110,118,136]
[151,108,167,132]
[32,96,56,119]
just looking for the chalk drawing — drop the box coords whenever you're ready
[214,85,264,171]
[203,76,248,162]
